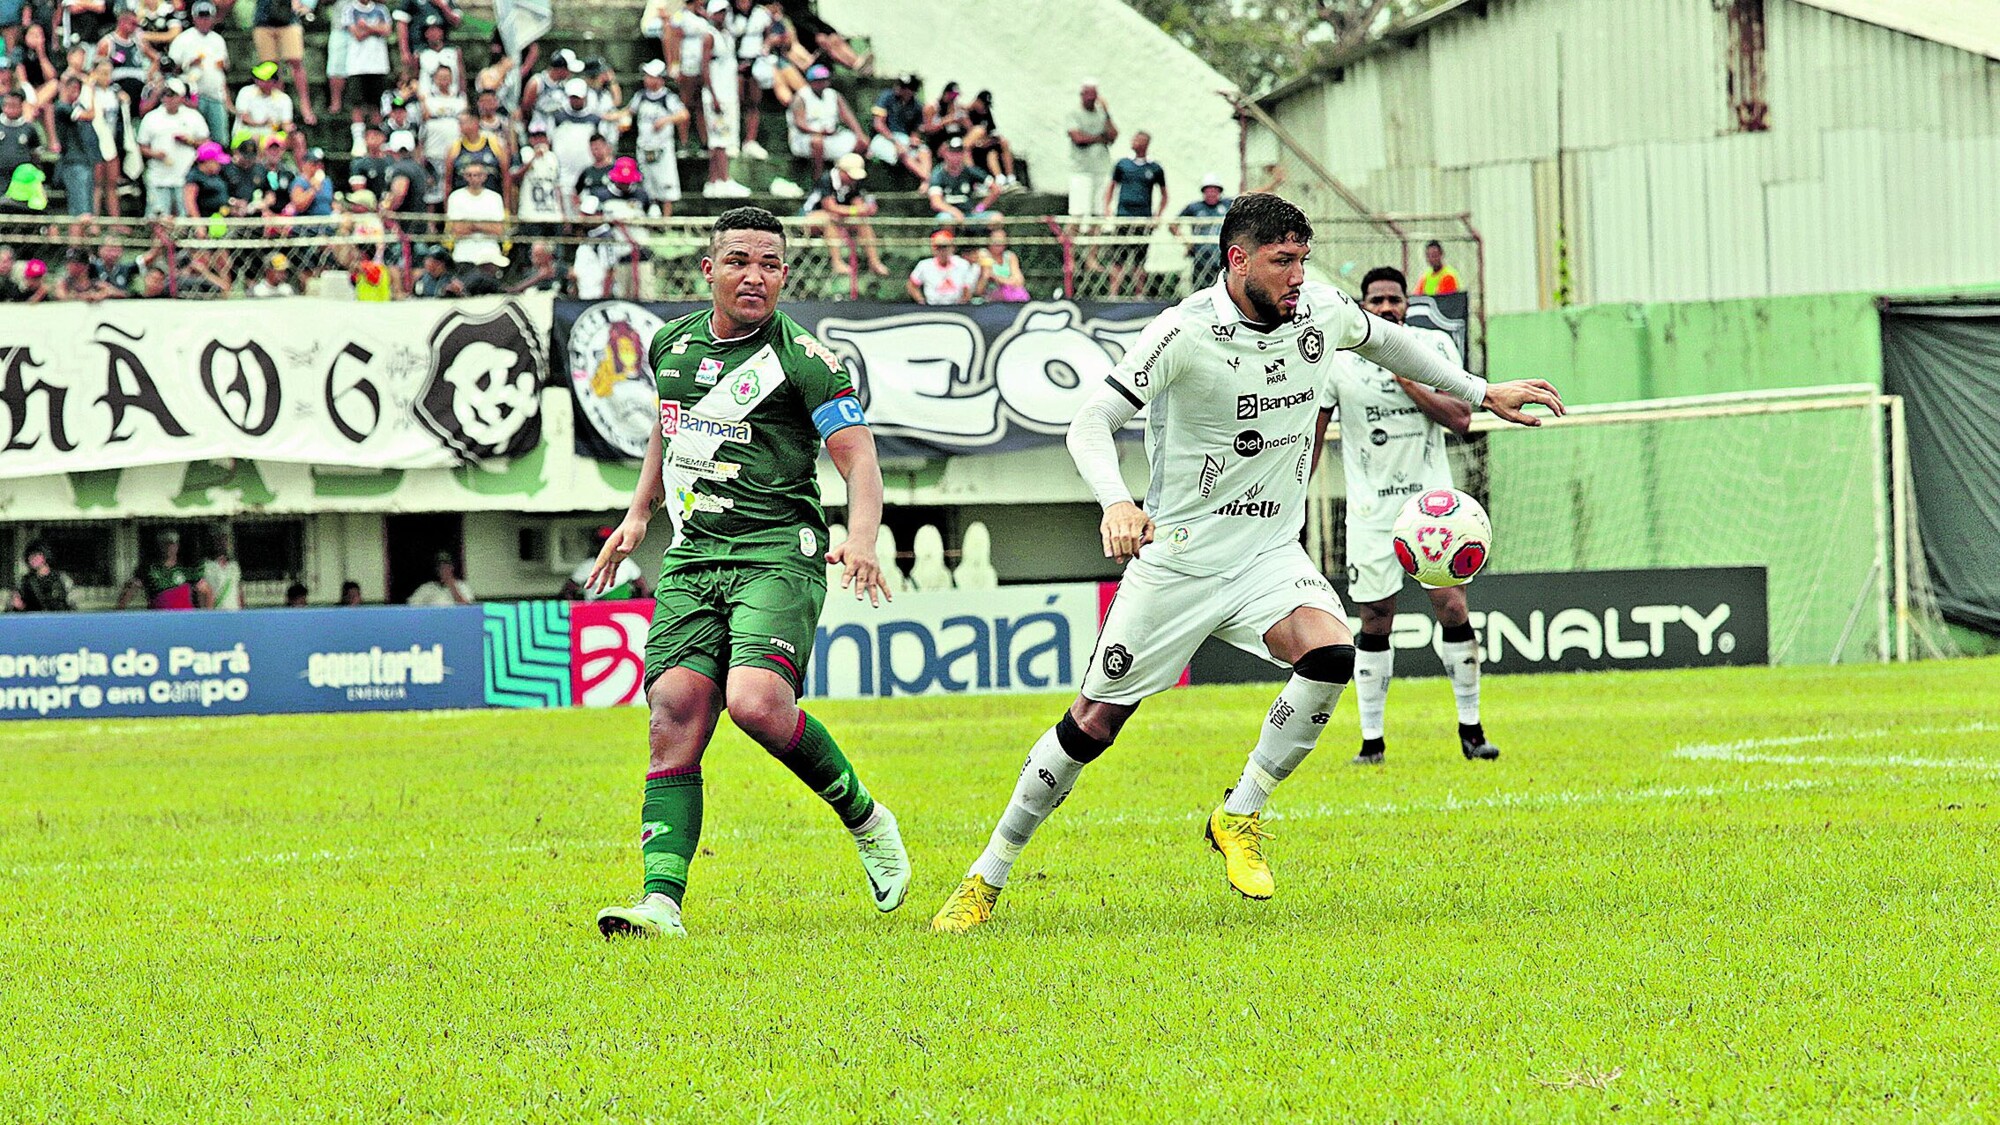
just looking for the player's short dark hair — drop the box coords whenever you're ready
[1219,193,1313,256]
[1360,265,1407,294]
[710,206,787,254]
[1424,239,1443,252]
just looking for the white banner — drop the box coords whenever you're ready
[0,295,551,479]
[572,583,1102,705]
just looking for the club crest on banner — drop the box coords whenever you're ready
[417,303,546,461]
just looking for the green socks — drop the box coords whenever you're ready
[640,770,703,903]
[780,712,877,830]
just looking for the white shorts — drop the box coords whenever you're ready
[866,130,908,164]
[704,83,739,155]
[637,148,680,203]
[789,129,856,160]
[1067,171,1106,217]
[1081,546,1346,706]
[1344,521,1439,604]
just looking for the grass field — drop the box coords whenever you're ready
[3,658,1998,1122]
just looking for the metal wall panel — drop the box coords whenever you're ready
[1701,133,1776,299]
[1321,63,1391,176]
[1469,161,1542,313]
[1559,0,1725,151]
[1427,1,1559,168]
[1644,141,1715,303]
[1577,146,1654,305]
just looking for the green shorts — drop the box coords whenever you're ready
[644,564,825,694]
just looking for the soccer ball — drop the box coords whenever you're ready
[1391,488,1492,587]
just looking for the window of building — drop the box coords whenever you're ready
[234,519,306,582]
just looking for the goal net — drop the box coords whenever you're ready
[1312,386,1947,665]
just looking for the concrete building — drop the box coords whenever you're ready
[1251,0,2000,313]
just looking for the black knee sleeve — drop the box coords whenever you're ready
[1055,712,1112,763]
[1440,622,1476,643]
[1294,643,1355,684]
[1356,631,1392,653]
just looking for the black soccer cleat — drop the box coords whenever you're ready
[1352,737,1386,766]
[1459,723,1499,761]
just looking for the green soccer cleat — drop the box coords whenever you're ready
[853,805,911,912]
[597,892,687,939]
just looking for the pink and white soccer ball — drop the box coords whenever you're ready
[1390,488,1492,587]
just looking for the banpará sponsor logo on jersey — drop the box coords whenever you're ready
[1233,429,1305,457]
[659,400,753,443]
[1236,388,1315,419]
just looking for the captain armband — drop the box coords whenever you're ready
[812,395,868,440]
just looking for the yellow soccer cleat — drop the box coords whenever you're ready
[1205,798,1276,900]
[930,874,1002,934]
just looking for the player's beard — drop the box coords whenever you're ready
[1242,274,1294,326]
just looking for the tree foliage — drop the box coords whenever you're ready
[1128,0,1439,95]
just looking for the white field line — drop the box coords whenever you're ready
[1672,722,2000,771]
[2,777,1859,881]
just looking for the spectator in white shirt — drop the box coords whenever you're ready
[786,63,859,180]
[168,2,231,145]
[136,80,209,217]
[415,15,462,97]
[234,61,295,154]
[340,0,392,150]
[250,251,296,297]
[445,160,507,270]
[407,552,475,605]
[907,229,982,305]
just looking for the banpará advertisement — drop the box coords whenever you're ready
[556,299,1166,461]
[0,295,552,479]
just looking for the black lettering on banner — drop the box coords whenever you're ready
[198,340,282,436]
[325,342,382,444]
[95,326,189,442]
[0,347,75,452]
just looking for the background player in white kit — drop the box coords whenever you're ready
[1323,265,1497,766]
[932,196,1563,932]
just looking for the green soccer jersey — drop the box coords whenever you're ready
[647,307,859,577]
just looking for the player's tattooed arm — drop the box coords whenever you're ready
[826,425,894,606]
[589,407,664,593]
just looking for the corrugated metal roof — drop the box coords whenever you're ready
[1790,0,2000,63]
[1262,0,2000,109]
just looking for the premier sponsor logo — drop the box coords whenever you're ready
[660,401,752,443]
[669,453,741,479]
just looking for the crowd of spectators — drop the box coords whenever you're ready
[0,0,1255,302]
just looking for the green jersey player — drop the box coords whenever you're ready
[591,206,908,939]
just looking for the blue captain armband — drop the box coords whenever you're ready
[812,394,868,439]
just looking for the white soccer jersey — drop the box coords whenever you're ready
[1103,280,1371,578]
[1321,327,1460,530]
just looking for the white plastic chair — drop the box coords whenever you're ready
[875,525,910,592]
[908,525,954,591]
[954,521,1000,590]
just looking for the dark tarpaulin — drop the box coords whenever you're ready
[1881,305,2000,633]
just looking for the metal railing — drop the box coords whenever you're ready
[0,211,1483,312]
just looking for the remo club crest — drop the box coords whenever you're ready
[1298,326,1325,363]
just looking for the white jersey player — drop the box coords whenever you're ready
[933,195,1563,933]
[1321,265,1497,764]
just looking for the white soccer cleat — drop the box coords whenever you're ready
[852,805,911,912]
[596,892,687,938]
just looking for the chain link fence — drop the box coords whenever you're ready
[0,210,1481,312]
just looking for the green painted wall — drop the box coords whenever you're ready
[1488,293,1884,405]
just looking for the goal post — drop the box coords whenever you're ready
[1312,386,1943,665]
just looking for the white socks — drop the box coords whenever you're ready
[1224,672,1347,815]
[1354,644,1394,740]
[1441,634,1481,724]
[968,724,1090,887]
